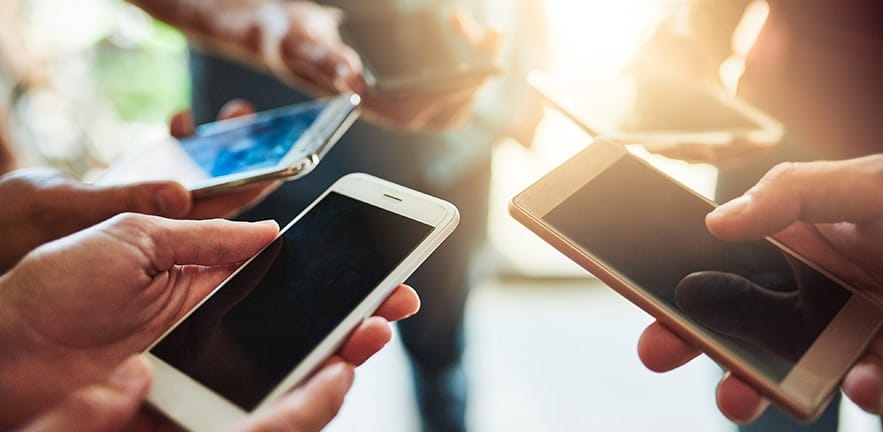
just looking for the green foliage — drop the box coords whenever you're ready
[95,20,190,122]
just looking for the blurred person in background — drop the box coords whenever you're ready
[130,1,548,430]
[635,0,883,430]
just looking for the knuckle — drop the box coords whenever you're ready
[66,387,120,424]
[106,213,161,252]
[766,161,799,183]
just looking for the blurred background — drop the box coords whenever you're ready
[1,0,879,431]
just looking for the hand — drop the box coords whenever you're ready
[349,10,503,132]
[637,156,883,422]
[0,168,191,273]
[0,213,420,429]
[0,99,283,272]
[19,354,381,432]
[169,99,282,219]
[0,214,278,427]
[196,2,501,131]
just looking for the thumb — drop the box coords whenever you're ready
[76,181,192,219]
[231,360,354,432]
[707,155,883,240]
[103,215,280,272]
[675,271,811,361]
[20,355,152,432]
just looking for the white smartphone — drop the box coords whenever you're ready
[98,94,361,196]
[144,173,459,431]
[529,71,784,151]
[510,140,883,421]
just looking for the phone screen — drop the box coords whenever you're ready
[179,102,325,178]
[341,11,489,81]
[541,152,852,381]
[99,100,330,189]
[151,192,433,410]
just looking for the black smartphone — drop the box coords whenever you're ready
[340,9,500,93]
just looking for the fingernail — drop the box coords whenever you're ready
[710,195,751,219]
[157,185,189,217]
[256,219,279,229]
[334,62,352,79]
[110,356,151,392]
[298,43,326,62]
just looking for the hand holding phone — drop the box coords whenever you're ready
[339,9,503,131]
[640,154,883,423]
[510,141,883,422]
[0,209,423,430]
[145,174,458,430]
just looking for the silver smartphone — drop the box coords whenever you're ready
[145,173,459,431]
[98,94,360,196]
[510,140,883,421]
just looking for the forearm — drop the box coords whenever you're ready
[127,0,271,58]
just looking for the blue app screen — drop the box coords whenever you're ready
[180,103,324,178]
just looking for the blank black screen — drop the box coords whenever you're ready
[152,192,432,410]
[544,154,851,381]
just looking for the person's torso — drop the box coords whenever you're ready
[740,0,883,158]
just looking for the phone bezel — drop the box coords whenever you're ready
[509,139,883,421]
[145,173,460,431]
[528,71,785,150]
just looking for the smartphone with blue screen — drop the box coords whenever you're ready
[99,94,360,196]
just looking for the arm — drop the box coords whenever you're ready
[640,0,756,78]
[128,0,501,131]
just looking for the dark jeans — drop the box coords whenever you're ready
[190,51,490,432]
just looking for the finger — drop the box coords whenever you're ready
[77,181,192,220]
[188,181,281,219]
[169,110,195,139]
[675,271,809,360]
[843,351,883,413]
[414,91,479,131]
[637,321,701,372]
[717,372,768,424]
[105,214,279,270]
[21,355,152,432]
[373,285,420,321]
[707,155,883,240]
[450,9,503,54]
[234,362,355,432]
[337,317,392,366]
[407,87,480,131]
[218,99,255,120]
